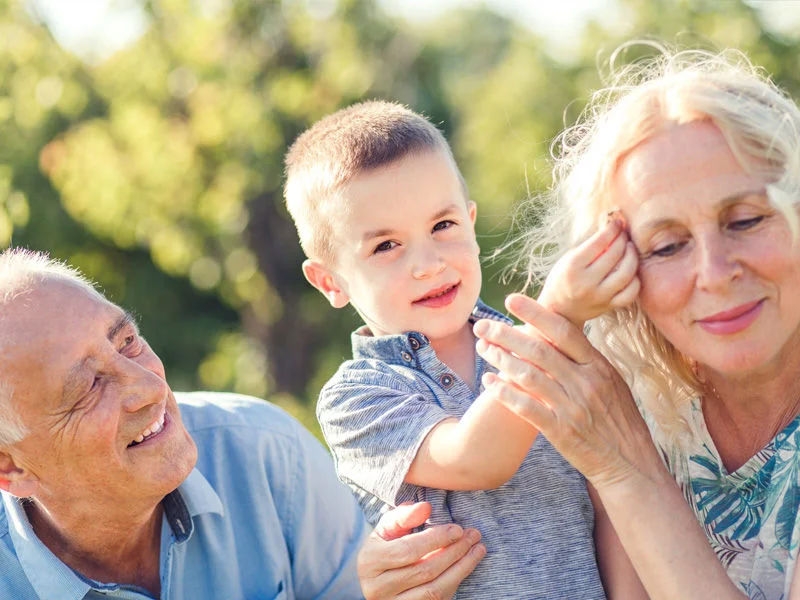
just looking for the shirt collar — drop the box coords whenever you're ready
[351,298,511,361]
[2,468,223,599]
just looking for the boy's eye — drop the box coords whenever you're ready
[433,220,456,232]
[373,240,397,254]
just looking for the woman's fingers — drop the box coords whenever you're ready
[507,293,596,364]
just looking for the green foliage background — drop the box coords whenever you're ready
[3,0,799,435]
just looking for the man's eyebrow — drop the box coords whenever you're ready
[108,311,138,341]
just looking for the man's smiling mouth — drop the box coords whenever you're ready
[128,412,166,447]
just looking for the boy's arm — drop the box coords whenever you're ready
[405,387,539,490]
[589,484,649,600]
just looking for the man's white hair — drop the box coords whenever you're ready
[0,247,100,445]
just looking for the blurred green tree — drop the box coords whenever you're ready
[4,0,799,431]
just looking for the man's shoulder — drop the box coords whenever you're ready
[176,391,301,439]
[0,496,8,538]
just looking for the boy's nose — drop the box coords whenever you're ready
[411,248,447,280]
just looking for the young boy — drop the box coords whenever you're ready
[283,100,639,598]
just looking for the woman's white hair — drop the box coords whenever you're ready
[516,42,800,448]
[0,247,100,445]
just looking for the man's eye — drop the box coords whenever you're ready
[433,220,456,232]
[122,333,144,356]
[374,240,397,254]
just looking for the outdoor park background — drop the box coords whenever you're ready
[3,0,799,435]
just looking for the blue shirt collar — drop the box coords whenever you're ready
[2,468,223,599]
[351,298,511,362]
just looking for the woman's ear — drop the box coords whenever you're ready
[302,260,350,308]
[0,451,39,498]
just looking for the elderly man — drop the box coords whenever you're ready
[0,247,482,600]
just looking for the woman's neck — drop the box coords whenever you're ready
[701,359,800,472]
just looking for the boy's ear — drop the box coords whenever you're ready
[0,451,39,498]
[302,259,350,309]
[467,201,477,225]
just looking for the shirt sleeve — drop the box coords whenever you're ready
[317,360,451,511]
[281,419,369,600]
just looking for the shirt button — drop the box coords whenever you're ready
[440,374,454,387]
[409,337,421,350]
[401,351,412,362]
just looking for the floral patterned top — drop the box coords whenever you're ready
[655,398,800,600]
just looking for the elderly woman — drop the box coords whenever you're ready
[472,45,800,599]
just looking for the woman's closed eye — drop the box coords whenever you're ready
[643,240,687,259]
[728,215,765,231]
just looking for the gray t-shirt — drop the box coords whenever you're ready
[318,301,606,599]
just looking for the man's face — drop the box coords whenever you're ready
[0,279,197,510]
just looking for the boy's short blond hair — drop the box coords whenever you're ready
[284,100,463,263]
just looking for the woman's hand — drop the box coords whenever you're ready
[357,502,485,600]
[473,293,658,489]
[474,293,745,599]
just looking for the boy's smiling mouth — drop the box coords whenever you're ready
[413,283,460,307]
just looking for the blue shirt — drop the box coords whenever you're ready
[0,392,368,600]
[318,300,606,599]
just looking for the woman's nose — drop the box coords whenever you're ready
[694,232,742,291]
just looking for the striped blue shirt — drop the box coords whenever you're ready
[318,300,606,599]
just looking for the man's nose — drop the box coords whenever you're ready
[118,349,169,412]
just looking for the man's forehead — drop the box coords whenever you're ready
[0,278,122,360]
[0,278,128,405]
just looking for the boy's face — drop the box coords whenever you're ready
[307,149,482,345]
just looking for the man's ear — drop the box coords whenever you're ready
[467,200,477,226]
[0,451,38,498]
[302,259,350,309]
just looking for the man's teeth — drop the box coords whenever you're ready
[131,413,165,445]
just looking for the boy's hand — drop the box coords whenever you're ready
[537,216,639,327]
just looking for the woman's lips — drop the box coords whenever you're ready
[697,299,764,335]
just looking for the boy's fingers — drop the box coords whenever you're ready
[571,219,625,269]
[608,278,641,308]
[585,228,628,273]
[596,242,639,299]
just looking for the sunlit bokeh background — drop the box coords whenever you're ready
[4,0,799,434]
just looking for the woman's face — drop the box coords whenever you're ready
[613,120,800,378]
